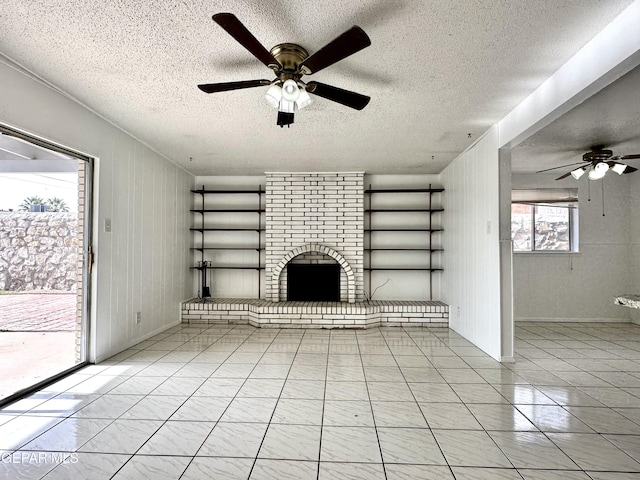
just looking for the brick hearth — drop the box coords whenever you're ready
[181,299,448,329]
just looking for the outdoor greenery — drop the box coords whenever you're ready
[19,196,44,211]
[46,197,70,212]
[18,196,69,212]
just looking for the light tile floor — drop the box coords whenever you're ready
[1,322,639,479]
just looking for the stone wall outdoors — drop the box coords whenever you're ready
[0,212,79,291]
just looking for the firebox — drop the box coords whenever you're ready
[287,263,341,301]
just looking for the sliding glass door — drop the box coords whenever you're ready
[0,125,92,405]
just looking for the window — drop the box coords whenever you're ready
[511,189,578,252]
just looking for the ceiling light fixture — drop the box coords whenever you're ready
[543,148,640,181]
[264,84,282,109]
[611,162,628,175]
[588,161,609,180]
[277,98,295,128]
[281,79,299,102]
[295,88,313,110]
[265,79,314,128]
[570,166,587,179]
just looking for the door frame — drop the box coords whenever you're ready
[0,123,94,407]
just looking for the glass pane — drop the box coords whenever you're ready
[0,137,87,404]
[534,205,570,251]
[511,203,532,251]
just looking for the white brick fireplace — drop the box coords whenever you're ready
[181,172,449,328]
[265,172,364,303]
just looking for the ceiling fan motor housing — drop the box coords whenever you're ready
[583,149,613,162]
[270,43,309,80]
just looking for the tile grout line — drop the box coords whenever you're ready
[245,326,306,478]
[315,329,334,480]
[16,324,218,478]
[391,326,459,479]
[108,324,264,478]
[510,322,640,476]
[355,328,388,480]
[2,322,640,479]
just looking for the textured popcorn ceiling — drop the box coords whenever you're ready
[511,63,640,173]
[0,0,635,175]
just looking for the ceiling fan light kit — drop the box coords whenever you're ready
[587,161,609,180]
[295,88,313,110]
[264,84,282,109]
[198,13,371,127]
[281,79,300,102]
[537,147,640,181]
[611,162,628,175]
[570,166,587,179]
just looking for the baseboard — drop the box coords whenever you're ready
[515,317,631,323]
[93,318,183,364]
[500,356,516,363]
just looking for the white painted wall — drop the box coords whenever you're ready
[193,174,444,301]
[441,127,503,360]
[498,150,514,362]
[365,174,443,301]
[192,176,266,299]
[512,173,632,323]
[629,173,640,325]
[0,58,193,362]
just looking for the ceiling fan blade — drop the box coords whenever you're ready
[300,26,371,75]
[535,161,586,174]
[555,171,573,180]
[212,13,280,68]
[198,79,271,94]
[616,154,640,160]
[306,81,370,110]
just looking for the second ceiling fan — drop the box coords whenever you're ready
[537,147,640,180]
[198,13,372,127]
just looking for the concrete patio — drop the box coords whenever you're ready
[0,292,77,401]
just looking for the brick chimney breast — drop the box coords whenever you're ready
[264,172,364,303]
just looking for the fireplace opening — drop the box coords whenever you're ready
[287,263,341,301]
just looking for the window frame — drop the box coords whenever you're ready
[511,189,579,254]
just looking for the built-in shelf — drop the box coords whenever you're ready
[365,267,444,271]
[191,247,261,251]
[368,248,444,252]
[365,188,445,193]
[190,228,262,232]
[365,184,444,299]
[367,208,444,213]
[192,189,266,194]
[191,186,264,299]
[366,228,444,232]
[190,266,264,270]
[191,209,265,213]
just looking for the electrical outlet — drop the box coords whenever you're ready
[456,306,461,318]
[135,312,141,325]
